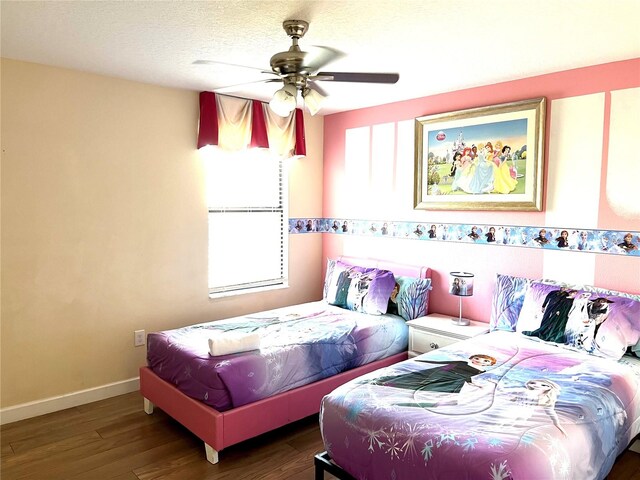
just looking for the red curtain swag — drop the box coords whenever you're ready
[197,91,306,157]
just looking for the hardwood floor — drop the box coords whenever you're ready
[1,391,639,479]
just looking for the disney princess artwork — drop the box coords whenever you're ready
[414,97,545,211]
[425,121,526,198]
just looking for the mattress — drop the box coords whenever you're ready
[147,301,408,411]
[319,330,640,480]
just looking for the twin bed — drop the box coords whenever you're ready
[141,259,640,479]
[317,274,640,479]
[140,256,431,464]
[318,331,640,479]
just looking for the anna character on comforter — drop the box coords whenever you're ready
[371,354,496,394]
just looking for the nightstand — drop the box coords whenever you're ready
[406,313,489,358]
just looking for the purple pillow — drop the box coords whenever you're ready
[324,259,396,315]
[324,260,368,307]
[518,282,640,360]
[345,268,396,315]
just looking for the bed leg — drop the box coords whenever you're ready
[314,456,325,480]
[143,397,154,415]
[314,451,355,480]
[205,443,219,464]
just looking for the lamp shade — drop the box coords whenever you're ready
[302,87,325,116]
[449,272,474,297]
[269,84,297,117]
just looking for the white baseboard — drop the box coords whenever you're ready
[0,377,140,425]
[630,439,640,454]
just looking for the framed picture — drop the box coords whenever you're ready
[414,98,546,211]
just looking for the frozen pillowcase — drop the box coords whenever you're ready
[539,278,640,302]
[518,282,640,360]
[517,284,580,342]
[345,268,396,315]
[323,258,337,300]
[324,259,396,315]
[387,276,432,321]
[576,293,640,360]
[489,274,532,332]
[324,260,367,306]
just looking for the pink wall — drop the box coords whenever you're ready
[322,59,640,323]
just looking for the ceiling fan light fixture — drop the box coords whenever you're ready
[196,20,400,116]
[302,87,325,116]
[269,84,297,116]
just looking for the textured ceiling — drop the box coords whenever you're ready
[2,0,639,115]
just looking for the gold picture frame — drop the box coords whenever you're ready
[414,98,546,211]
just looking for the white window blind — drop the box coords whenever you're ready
[203,147,288,295]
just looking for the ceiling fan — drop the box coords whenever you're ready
[194,20,399,116]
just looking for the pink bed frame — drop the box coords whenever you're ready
[140,256,431,464]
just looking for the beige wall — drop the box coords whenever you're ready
[0,59,323,407]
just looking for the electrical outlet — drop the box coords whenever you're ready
[134,330,146,347]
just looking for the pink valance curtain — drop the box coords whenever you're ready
[197,91,305,157]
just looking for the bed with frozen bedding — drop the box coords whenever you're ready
[318,275,640,480]
[141,256,432,464]
[147,301,410,411]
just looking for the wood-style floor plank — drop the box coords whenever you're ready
[1,431,102,469]
[1,391,638,479]
[64,438,195,480]
[132,449,202,480]
[106,473,142,480]
[0,442,15,459]
[608,447,640,480]
[3,396,142,453]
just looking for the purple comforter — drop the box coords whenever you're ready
[147,301,408,411]
[320,331,640,480]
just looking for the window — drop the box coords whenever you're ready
[203,146,288,296]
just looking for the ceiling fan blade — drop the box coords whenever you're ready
[303,46,346,71]
[307,81,328,97]
[193,59,275,76]
[215,78,281,94]
[316,72,399,84]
